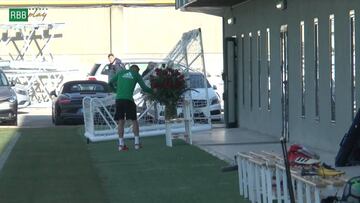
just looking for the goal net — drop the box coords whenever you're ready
[83,28,212,142]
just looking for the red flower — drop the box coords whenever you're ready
[148,67,187,106]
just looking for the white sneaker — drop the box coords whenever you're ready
[294,157,320,165]
[134,143,142,150]
[118,145,129,151]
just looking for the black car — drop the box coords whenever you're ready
[0,69,17,125]
[51,80,112,125]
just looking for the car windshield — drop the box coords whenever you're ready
[0,72,9,86]
[63,82,109,93]
[89,64,101,76]
[189,74,211,88]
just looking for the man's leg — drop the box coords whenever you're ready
[128,100,141,149]
[118,119,128,150]
[118,119,125,139]
[115,99,128,151]
[132,120,141,149]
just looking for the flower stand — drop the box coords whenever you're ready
[165,104,177,147]
[165,120,173,147]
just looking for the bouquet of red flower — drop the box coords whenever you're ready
[149,67,187,119]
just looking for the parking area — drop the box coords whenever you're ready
[2,107,53,128]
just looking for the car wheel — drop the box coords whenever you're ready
[54,109,63,125]
[9,117,17,126]
[54,115,63,125]
[52,110,56,124]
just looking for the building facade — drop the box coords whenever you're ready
[179,0,360,152]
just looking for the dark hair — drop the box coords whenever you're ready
[108,53,114,58]
[130,65,140,72]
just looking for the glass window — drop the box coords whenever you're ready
[330,14,336,121]
[89,63,101,76]
[257,30,261,108]
[241,34,245,106]
[280,25,289,139]
[300,21,306,117]
[0,72,9,86]
[249,32,253,110]
[189,74,211,88]
[101,64,110,75]
[65,82,109,93]
[314,18,320,119]
[74,84,106,92]
[266,28,271,111]
[350,10,356,119]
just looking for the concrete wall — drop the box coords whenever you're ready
[223,0,360,152]
[0,6,222,73]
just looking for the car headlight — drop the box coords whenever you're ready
[210,96,219,105]
[8,95,17,103]
[15,89,27,95]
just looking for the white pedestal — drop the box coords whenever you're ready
[165,120,172,147]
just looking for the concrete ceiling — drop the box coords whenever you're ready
[179,0,249,16]
[185,0,248,7]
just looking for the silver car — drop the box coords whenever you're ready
[0,69,18,125]
[12,84,31,109]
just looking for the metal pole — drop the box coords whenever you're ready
[109,6,112,53]
[281,137,295,203]
[198,28,211,125]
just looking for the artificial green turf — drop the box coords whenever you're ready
[0,127,249,203]
[0,127,109,203]
[88,136,249,203]
[0,128,17,155]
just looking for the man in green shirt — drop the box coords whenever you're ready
[109,65,153,151]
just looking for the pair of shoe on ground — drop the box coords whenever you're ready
[301,164,345,177]
[118,144,142,151]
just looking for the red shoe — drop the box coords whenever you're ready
[288,144,320,166]
[118,145,129,151]
[293,156,320,165]
[288,152,320,166]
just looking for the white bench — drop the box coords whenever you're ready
[235,151,347,203]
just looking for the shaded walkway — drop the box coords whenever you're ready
[192,125,360,178]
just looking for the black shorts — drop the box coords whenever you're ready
[114,99,137,120]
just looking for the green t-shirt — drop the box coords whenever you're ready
[109,69,153,101]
